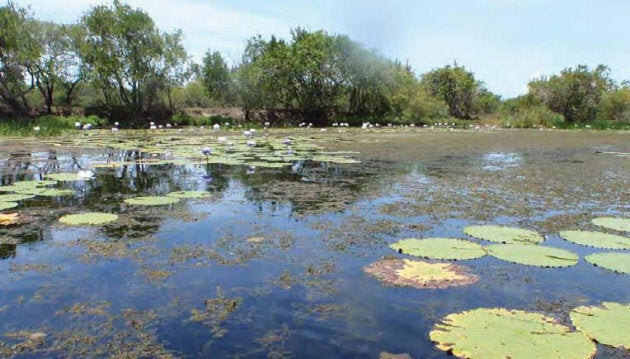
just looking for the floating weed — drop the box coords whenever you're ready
[379,353,412,359]
[430,308,596,359]
[59,212,119,226]
[570,302,630,350]
[166,190,212,199]
[464,225,545,244]
[190,288,241,338]
[592,217,630,232]
[585,252,630,274]
[559,230,630,249]
[363,258,478,289]
[486,243,579,268]
[124,196,180,206]
[390,238,487,260]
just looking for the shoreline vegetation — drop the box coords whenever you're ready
[2,2,630,135]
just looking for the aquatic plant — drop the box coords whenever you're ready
[559,230,630,249]
[389,238,486,260]
[430,308,596,359]
[464,225,544,244]
[59,213,119,225]
[585,252,630,274]
[592,217,630,232]
[0,202,18,211]
[166,191,212,199]
[570,302,630,350]
[363,258,478,289]
[486,243,579,267]
[124,196,180,206]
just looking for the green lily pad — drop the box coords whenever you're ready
[430,308,596,359]
[592,217,630,232]
[570,302,630,349]
[0,202,18,211]
[0,194,35,202]
[245,161,291,168]
[486,243,579,267]
[559,230,630,249]
[390,238,487,260]
[585,252,630,274]
[167,191,212,199]
[17,188,75,197]
[363,258,478,289]
[124,196,180,206]
[464,225,544,244]
[59,212,119,225]
[45,173,88,181]
[311,156,361,164]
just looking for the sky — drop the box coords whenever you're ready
[17,0,630,98]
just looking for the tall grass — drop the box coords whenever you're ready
[0,115,107,136]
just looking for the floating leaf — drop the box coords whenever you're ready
[124,196,179,206]
[311,155,361,164]
[390,238,486,260]
[0,212,20,226]
[585,252,630,274]
[559,230,630,249]
[464,225,544,244]
[363,258,477,289]
[167,191,212,199]
[0,194,34,202]
[486,243,578,267]
[59,212,119,225]
[0,202,18,211]
[17,188,75,197]
[430,308,596,359]
[592,217,630,232]
[45,173,88,181]
[570,302,630,349]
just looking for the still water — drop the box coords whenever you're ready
[0,129,628,358]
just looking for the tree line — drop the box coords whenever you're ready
[1,1,629,128]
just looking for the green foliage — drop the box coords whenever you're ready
[597,87,630,122]
[528,65,614,123]
[202,51,230,102]
[500,103,564,128]
[421,63,493,119]
[0,114,106,136]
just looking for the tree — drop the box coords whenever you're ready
[528,64,614,123]
[0,2,41,114]
[78,0,187,121]
[421,63,485,119]
[597,85,630,122]
[201,50,230,102]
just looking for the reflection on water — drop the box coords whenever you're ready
[0,130,629,358]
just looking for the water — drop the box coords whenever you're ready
[0,128,629,358]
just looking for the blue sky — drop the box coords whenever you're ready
[19,0,630,98]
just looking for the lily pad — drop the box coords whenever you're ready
[0,212,20,226]
[592,217,630,232]
[0,202,18,211]
[559,230,630,249]
[390,238,487,260]
[124,196,180,206]
[464,225,544,244]
[311,155,361,164]
[570,302,630,349]
[45,173,89,181]
[363,258,477,289]
[486,243,579,267]
[0,194,34,202]
[17,188,75,197]
[167,191,212,199]
[430,308,596,359]
[585,252,630,274]
[59,213,119,225]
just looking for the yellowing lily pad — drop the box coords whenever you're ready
[59,212,119,225]
[45,173,88,181]
[570,302,630,349]
[592,217,630,232]
[585,252,630,274]
[0,202,18,211]
[464,225,544,244]
[363,258,477,289]
[430,308,596,359]
[167,191,212,199]
[486,243,579,267]
[559,230,630,249]
[124,196,180,206]
[390,238,486,260]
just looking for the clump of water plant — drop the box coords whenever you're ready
[390,238,486,260]
[464,225,544,244]
[363,258,478,289]
[430,308,596,359]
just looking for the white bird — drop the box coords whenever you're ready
[33,126,40,132]
[213,124,221,130]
